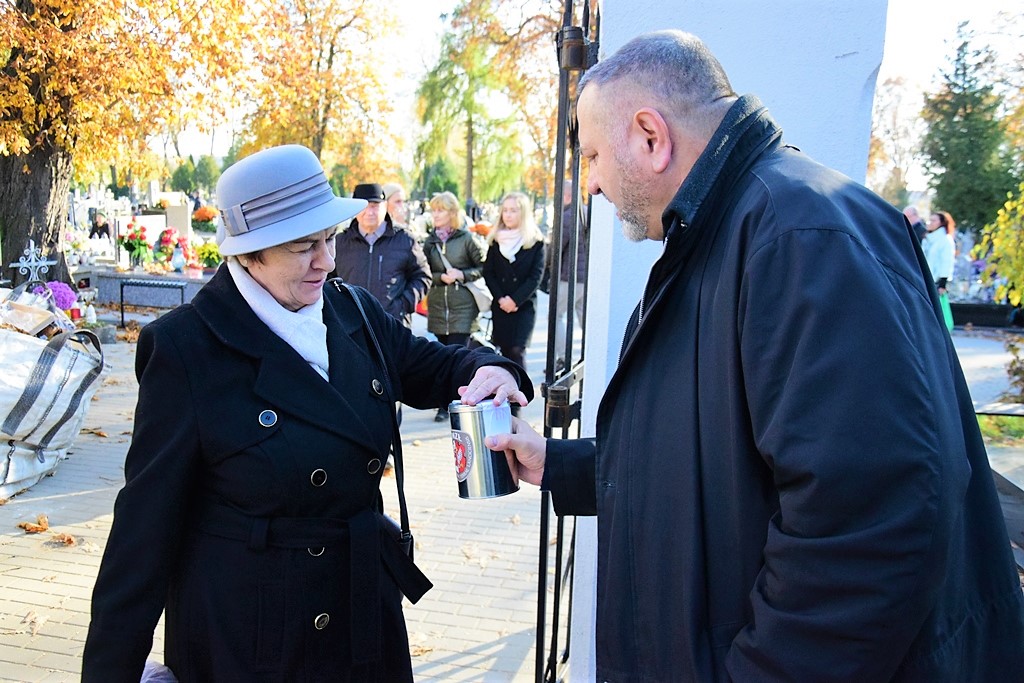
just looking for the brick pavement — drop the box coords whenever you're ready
[0,309,558,683]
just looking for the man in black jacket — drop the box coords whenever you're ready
[332,183,430,328]
[489,30,1024,682]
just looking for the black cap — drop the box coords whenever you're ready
[352,183,385,203]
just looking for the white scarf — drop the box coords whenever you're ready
[494,228,524,262]
[228,259,330,381]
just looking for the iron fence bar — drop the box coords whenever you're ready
[536,3,598,681]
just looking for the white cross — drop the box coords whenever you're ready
[9,240,58,282]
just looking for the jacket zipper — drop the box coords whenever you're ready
[367,242,375,289]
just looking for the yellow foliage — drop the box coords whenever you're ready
[0,0,275,182]
[977,181,1024,307]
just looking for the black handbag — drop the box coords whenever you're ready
[334,280,414,559]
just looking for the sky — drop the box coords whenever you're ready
[880,0,1020,89]
[175,0,1021,160]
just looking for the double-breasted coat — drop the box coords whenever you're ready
[83,267,531,682]
[482,241,545,351]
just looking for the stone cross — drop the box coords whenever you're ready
[9,240,58,282]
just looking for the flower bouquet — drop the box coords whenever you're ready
[117,221,152,267]
[192,206,218,233]
[194,241,222,269]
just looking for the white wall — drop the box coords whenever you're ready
[570,1,889,679]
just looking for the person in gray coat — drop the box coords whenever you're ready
[83,145,532,682]
[332,183,430,328]
[489,30,1024,681]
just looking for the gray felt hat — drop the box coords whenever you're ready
[216,145,366,256]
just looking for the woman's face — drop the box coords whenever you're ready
[245,228,337,311]
[432,206,451,229]
[501,199,521,229]
[928,213,942,231]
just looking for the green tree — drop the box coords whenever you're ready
[417,29,493,203]
[416,159,460,198]
[170,160,196,194]
[193,155,221,197]
[921,23,1017,232]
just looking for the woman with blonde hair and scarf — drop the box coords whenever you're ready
[482,192,546,413]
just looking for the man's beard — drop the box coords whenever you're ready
[614,148,653,242]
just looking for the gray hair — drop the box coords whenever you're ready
[579,30,735,124]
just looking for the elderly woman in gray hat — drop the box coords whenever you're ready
[83,145,532,682]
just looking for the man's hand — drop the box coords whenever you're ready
[458,366,529,408]
[486,418,546,486]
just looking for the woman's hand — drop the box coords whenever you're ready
[440,268,463,285]
[485,418,546,487]
[458,366,528,408]
[498,295,517,313]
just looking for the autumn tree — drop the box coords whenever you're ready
[921,23,1017,232]
[236,0,400,193]
[416,0,561,210]
[0,0,268,284]
[867,77,923,207]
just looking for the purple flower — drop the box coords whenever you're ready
[33,281,78,310]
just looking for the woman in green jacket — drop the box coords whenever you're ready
[422,191,487,421]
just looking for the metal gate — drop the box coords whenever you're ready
[535,3,599,681]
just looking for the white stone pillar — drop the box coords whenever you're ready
[570,1,889,679]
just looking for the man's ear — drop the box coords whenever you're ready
[631,108,672,174]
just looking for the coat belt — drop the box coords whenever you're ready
[195,501,432,664]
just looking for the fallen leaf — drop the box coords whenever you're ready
[80,542,101,553]
[412,439,422,447]
[41,575,57,582]
[410,644,434,657]
[509,514,521,526]
[21,611,47,636]
[81,428,108,438]
[17,514,49,533]
[50,533,77,546]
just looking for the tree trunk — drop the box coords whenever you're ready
[0,147,73,286]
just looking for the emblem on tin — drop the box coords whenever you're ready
[452,430,474,482]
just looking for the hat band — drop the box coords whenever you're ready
[222,173,335,237]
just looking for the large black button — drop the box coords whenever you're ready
[367,458,382,474]
[314,613,330,630]
[308,547,325,557]
[371,379,384,395]
[310,469,327,487]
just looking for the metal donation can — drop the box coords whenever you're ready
[448,400,519,499]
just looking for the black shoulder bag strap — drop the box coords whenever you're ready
[334,281,414,555]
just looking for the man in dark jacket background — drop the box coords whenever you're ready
[333,182,430,328]
[489,30,1024,681]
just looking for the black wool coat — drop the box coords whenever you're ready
[544,96,1024,681]
[83,267,532,683]
[482,240,545,351]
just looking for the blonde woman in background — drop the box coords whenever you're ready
[422,191,488,421]
[482,192,546,414]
